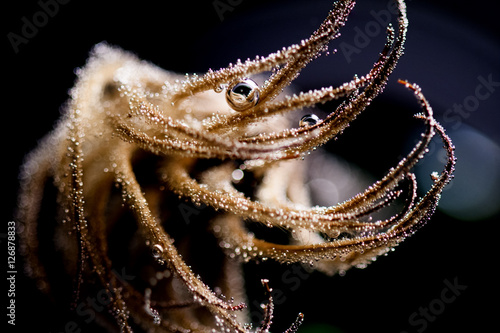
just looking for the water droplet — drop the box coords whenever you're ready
[226,78,260,111]
[299,114,320,127]
[152,244,163,258]
[214,84,225,93]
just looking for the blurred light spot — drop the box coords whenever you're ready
[415,125,500,221]
[307,177,340,206]
[231,168,244,182]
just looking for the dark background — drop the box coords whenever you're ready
[5,0,499,332]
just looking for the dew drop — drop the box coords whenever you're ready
[214,84,225,93]
[152,244,163,258]
[226,78,260,111]
[299,114,320,127]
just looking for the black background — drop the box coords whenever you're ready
[5,1,499,332]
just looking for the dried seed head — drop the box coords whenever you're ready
[16,1,455,332]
